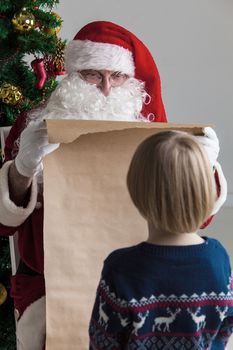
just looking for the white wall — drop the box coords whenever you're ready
[55,0,233,345]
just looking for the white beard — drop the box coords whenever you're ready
[29,73,149,122]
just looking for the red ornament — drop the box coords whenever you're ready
[31,58,47,89]
[34,20,41,28]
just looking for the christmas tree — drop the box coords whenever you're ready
[0,238,16,349]
[0,1,66,348]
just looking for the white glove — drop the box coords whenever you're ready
[196,127,220,168]
[15,120,60,178]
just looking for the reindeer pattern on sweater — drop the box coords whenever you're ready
[89,238,233,349]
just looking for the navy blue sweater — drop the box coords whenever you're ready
[89,237,233,349]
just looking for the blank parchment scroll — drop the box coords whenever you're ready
[43,120,206,349]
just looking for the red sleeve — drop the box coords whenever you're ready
[0,112,28,236]
[0,224,18,236]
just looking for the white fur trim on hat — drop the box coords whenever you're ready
[65,39,135,76]
[16,296,45,350]
[0,161,38,227]
[212,161,227,215]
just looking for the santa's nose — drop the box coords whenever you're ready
[99,77,112,96]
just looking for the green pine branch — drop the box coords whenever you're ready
[0,236,16,349]
[32,8,62,27]
[0,19,10,39]
[17,30,58,55]
[0,0,59,12]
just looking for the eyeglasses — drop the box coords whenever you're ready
[78,70,129,87]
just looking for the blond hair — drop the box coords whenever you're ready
[127,131,215,233]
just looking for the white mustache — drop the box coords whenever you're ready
[32,73,149,122]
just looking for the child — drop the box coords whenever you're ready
[88,131,233,350]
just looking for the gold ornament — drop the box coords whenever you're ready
[43,12,62,35]
[44,38,66,77]
[0,83,23,105]
[0,283,7,306]
[12,8,36,32]
[52,38,66,73]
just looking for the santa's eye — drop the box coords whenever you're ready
[80,70,102,84]
[88,72,101,78]
[110,72,128,86]
[111,72,125,79]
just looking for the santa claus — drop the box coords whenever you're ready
[0,21,226,350]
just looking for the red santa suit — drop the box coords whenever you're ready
[0,21,226,350]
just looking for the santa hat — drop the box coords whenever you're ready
[65,21,167,122]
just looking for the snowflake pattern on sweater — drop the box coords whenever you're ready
[89,238,233,349]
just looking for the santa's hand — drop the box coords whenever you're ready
[15,120,60,178]
[196,127,220,168]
